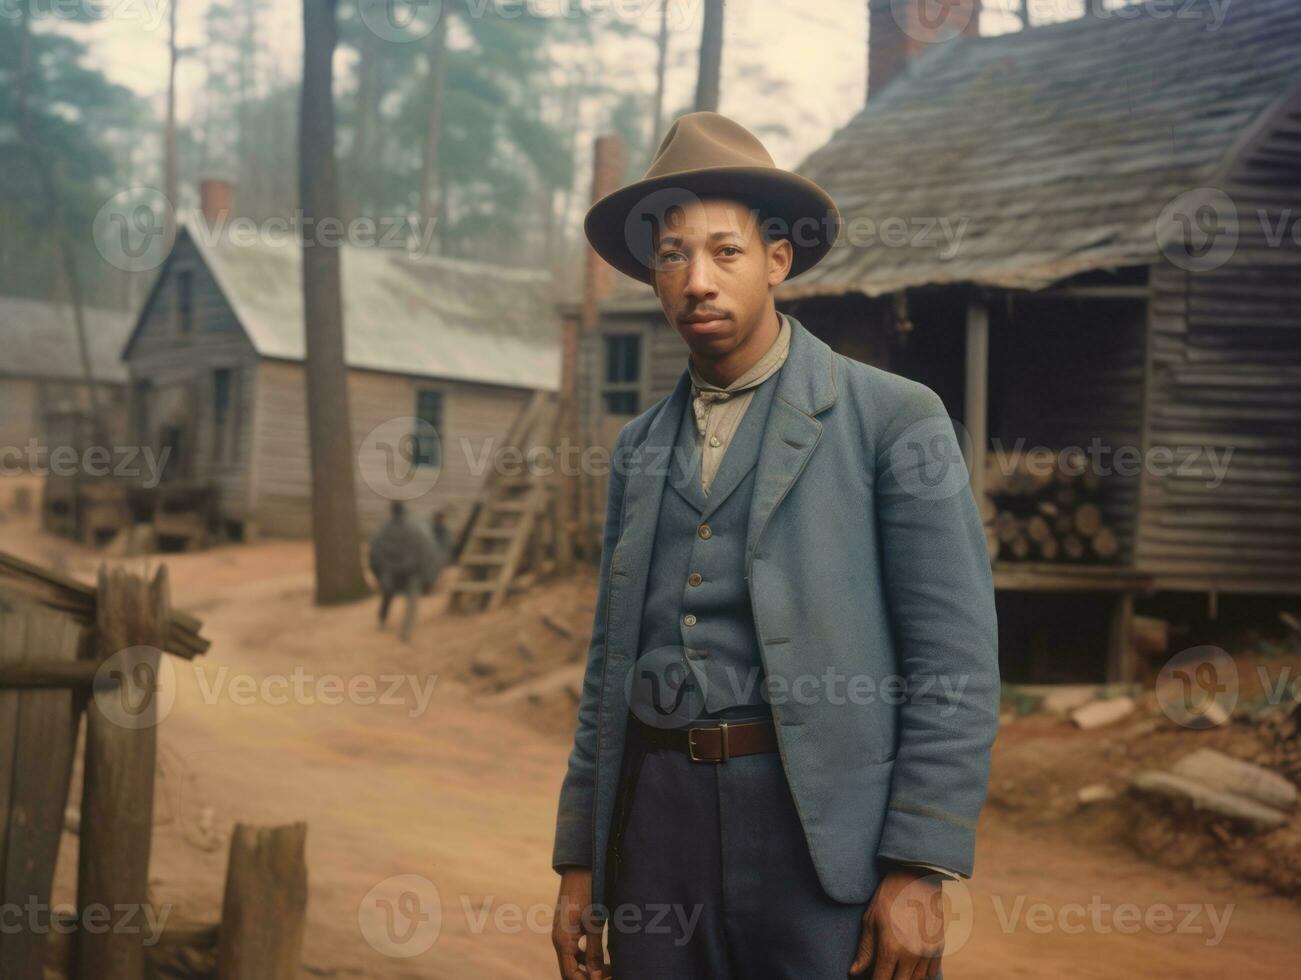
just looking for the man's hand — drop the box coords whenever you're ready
[849,868,946,978]
[552,867,607,980]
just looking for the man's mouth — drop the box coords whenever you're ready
[681,312,729,326]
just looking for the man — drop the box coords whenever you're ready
[551,113,999,978]
[368,500,443,642]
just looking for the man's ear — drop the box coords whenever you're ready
[766,238,794,286]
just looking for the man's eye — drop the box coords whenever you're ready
[659,251,685,264]
[719,246,740,256]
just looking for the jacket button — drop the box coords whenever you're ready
[687,572,703,587]
[683,613,697,627]
[697,523,712,539]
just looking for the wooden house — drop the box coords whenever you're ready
[572,0,1301,681]
[123,220,560,541]
[0,295,131,452]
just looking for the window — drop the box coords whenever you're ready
[414,390,443,467]
[177,270,194,333]
[602,334,642,415]
[212,368,232,462]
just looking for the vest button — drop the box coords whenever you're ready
[687,572,703,587]
[683,613,697,627]
[697,523,712,539]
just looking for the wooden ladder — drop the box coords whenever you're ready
[446,390,558,613]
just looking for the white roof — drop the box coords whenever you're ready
[0,294,133,384]
[186,221,560,391]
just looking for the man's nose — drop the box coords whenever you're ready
[684,254,718,300]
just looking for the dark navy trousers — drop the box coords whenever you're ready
[605,723,868,978]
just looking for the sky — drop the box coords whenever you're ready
[61,0,872,171]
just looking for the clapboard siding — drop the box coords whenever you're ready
[1136,101,1301,590]
[127,236,243,358]
[125,342,260,521]
[251,360,531,538]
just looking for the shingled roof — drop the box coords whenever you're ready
[0,295,133,384]
[144,222,560,392]
[786,0,1301,297]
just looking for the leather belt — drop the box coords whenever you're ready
[636,717,779,763]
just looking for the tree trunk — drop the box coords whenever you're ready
[299,0,369,605]
[694,0,724,112]
[165,0,180,244]
[651,0,670,148]
[418,9,450,242]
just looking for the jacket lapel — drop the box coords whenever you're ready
[744,316,838,571]
[604,369,691,662]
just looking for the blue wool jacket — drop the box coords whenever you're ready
[553,314,1000,908]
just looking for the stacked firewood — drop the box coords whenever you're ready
[981,448,1120,563]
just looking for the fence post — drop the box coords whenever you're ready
[216,822,308,979]
[75,565,170,980]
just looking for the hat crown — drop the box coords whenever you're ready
[644,111,776,180]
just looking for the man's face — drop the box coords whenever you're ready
[651,196,792,358]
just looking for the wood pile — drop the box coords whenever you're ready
[983,447,1120,563]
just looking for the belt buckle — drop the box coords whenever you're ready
[688,721,729,763]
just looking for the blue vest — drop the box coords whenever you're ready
[634,365,782,717]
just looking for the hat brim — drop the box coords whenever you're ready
[584,166,841,285]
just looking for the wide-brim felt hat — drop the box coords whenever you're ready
[584,112,841,285]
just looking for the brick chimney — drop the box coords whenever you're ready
[869,0,980,100]
[580,135,626,331]
[199,178,233,227]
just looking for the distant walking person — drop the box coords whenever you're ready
[369,501,444,641]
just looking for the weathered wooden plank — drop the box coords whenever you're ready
[215,823,308,980]
[0,602,82,980]
[74,566,170,980]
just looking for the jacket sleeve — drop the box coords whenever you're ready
[872,384,1000,878]
[551,427,630,871]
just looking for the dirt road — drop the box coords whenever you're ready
[16,521,1298,978]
